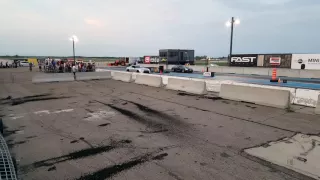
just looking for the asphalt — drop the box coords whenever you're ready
[1,68,320,180]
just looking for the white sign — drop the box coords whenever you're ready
[231,57,256,63]
[203,72,211,77]
[270,57,281,66]
[291,54,320,70]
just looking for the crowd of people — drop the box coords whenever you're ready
[43,58,95,73]
[0,61,18,68]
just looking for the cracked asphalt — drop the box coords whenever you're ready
[1,68,320,180]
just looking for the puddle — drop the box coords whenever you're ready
[245,133,320,180]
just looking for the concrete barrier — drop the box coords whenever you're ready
[135,74,163,87]
[219,84,290,108]
[243,67,269,76]
[294,89,320,107]
[276,69,300,78]
[315,95,320,114]
[76,71,111,81]
[222,67,244,74]
[167,77,207,95]
[32,73,74,83]
[205,80,236,92]
[210,67,224,73]
[111,71,133,82]
[299,70,320,79]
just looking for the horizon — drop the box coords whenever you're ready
[1,0,320,57]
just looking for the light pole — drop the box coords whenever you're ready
[226,17,240,62]
[69,35,79,65]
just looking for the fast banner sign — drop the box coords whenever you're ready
[291,54,320,70]
[230,54,258,67]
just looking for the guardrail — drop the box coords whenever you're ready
[0,119,18,180]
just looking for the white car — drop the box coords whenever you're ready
[126,65,151,73]
[210,64,220,67]
[20,61,30,67]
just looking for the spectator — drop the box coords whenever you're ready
[39,62,42,72]
[72,64,77,80]
[29,62,33,71]
[6,62,8,68]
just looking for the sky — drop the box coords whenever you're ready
[0,0,320,57]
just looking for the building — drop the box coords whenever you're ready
[159,49,195,65]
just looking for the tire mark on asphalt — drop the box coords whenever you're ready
[74,151,168,180]
[128,91,297,133]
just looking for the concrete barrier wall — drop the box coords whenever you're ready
[275,69,300,77]
[209,67,224,73]
[299,70,320,79]
[230,82,296,104]
[222,67,244,74]
[315,95,320,114]
[219,84,290,109]
[167,78,207,95]
[32,73,74,83]
[76,71,111,81]
[111,71,133,82]
[294,89,320,107]
[205,80,236,92]
[243,67,269,76]
[135,74,163,87]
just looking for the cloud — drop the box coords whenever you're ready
[84,18,103,27]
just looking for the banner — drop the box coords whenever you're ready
[291,54,320,70]
[263,54,292,68]
[144,56,159,64]
[230,54,258,67]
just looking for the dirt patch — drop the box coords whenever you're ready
[74,152,168,180]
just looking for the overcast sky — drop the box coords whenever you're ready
[0,0,319,57]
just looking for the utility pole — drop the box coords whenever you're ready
[73,39,75,65]
[229,17,234,62]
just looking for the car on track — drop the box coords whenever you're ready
[126,65,151,73]
[171,65,193,73]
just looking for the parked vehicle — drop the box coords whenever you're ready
[210,64,220,67]
[20,61,30,67]
[126,65,151,73]
[171,65,193,73]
